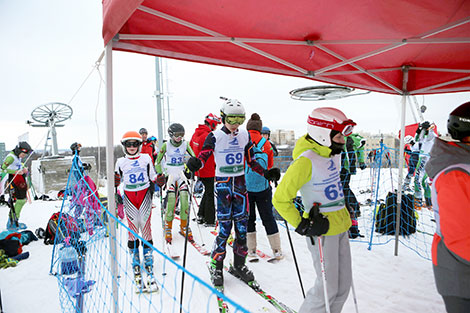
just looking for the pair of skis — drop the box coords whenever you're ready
[226,265,296,313]
[164,232,210,260]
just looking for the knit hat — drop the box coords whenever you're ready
[246,113,262,132]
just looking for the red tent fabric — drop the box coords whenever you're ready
[398,123,439,138]
[102,0,470,95]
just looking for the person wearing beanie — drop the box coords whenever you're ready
[245,113,283,261]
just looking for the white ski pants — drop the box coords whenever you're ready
[299,232,352,313]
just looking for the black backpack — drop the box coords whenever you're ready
[375,192,416,236]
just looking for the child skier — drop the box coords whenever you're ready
[1,142,33,230]
[155,123,196,243]
[273,107,355,313]
[186,98,281,288]
[115,131,158,292]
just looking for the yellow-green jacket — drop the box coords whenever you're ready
[272,134,351,236]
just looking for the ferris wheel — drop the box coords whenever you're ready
[28,102,73,157]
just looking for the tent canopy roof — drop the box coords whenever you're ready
[103,0,470,95]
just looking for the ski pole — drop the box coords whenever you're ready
[284,220,306,298]
[309,202,331,313]
[179,174,194,313]
[317,236,331,313]
[351,276,359,313]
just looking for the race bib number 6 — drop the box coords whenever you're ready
[324,182,344,201]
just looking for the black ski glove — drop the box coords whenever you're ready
[186,157,202,173]
[264,168,281,182]
[295,203,329,237]
[359,162,366,170]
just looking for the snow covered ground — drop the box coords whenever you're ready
[0,188,446,313]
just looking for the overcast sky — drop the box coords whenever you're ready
[1,0,469,152]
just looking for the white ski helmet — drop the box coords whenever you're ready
[307,107,356,146]
[220,98,245,119]
[404,135,414,145]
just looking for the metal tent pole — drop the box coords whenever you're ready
[394,66,409,256]
[155,57,165,150]
[105,42,119,313]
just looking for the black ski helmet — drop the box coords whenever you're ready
[447,101,470,141]
[70,142,82,155]
[139,127,148,135]
[14,141,32,156]
[168,123,185,139]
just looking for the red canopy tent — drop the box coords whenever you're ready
[100,0,470,272]
[103,0,470,95]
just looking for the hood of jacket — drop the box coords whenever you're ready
[292,134,332,159]
[425,138,470,179]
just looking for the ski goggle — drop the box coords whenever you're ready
[20,148,31,154]
[307,116,356,136]
[171,132,184,139]
[123,141,141,148]
[225,115,246,125]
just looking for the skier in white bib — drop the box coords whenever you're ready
[155,123,196,243]
[273,107,356,313]
[186,98,281,288]
[115,131,158,292]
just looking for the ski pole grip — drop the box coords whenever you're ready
[311,202,321,219]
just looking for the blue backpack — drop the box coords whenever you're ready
[245,137,269,192]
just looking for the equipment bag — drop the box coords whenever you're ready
[375,192,416,236]
[245,137,269,193]
[44,212,80,245]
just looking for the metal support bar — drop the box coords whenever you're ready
[105,42,119,313]
[394,66,409,256]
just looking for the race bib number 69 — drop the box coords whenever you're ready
[324,182,344,201]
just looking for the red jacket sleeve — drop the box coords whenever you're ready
[436,169,470,262]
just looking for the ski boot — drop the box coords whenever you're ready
[403,176,413,194]
[130,247,144,292]
[413,197,423,210]
[425,197,433,211]
[231,254,254,283]
[143,247,158,293]
[247,232,259,263]
[6,218,26,231]
[208,258,224,287]
[179,219,194,242]
[164,220,173,243]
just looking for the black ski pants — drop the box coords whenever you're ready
[247,187,279,235]
[197,176,215,224]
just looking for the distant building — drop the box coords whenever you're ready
[0,142,6,162]
[271,129,296,146]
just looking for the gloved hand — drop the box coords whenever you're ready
[114,172,121,187]
[186,157,202,173]
[115,192,123,205]
[295,214,329,237]
[421,121,430,130]
[155,174,166,188]
[359,162,366,170]
[350,165,357,175]
[264,168,281,182]
[184,168,193,180]
[348,218,362,239]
